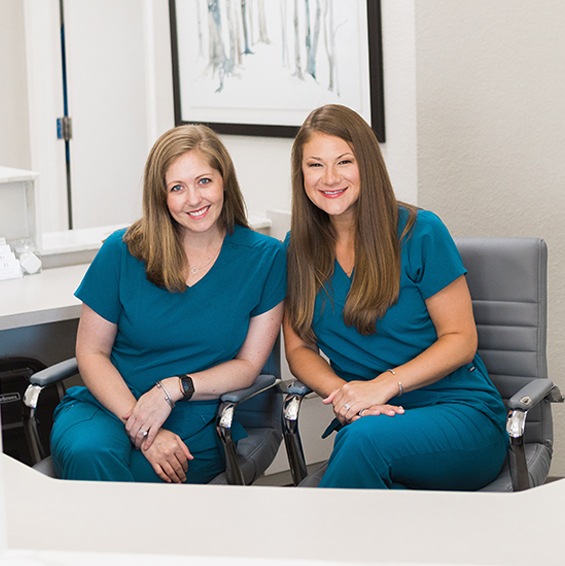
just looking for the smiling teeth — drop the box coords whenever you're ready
[188,207,208,217]
[323,190,345,195]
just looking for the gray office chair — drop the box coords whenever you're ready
[283,237,564,491]
[23,337,283,485]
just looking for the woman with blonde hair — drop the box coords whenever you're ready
[51,124,286,483]
[284,104,507,489]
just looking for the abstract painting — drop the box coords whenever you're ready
[170,0,384,140]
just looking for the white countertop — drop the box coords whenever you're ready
[0,264,86,331]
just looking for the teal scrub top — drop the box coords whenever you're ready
[75,224,287,398]
[290,208,506,431]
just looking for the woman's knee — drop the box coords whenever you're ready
[51,401,132,480]
[335,415,399,455]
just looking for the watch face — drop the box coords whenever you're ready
[181,375,195,399]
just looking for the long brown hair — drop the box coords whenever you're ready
[124,124,249,291]
[287,104,416,341]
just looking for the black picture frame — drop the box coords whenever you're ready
[170,0,385,142]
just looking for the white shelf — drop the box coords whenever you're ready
[0,166,41,251]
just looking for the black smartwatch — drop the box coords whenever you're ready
[177,374,195,400]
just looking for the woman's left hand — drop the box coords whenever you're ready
[124,385,174,450]
[324,380,402,424]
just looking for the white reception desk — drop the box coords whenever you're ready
[2,453,564,565]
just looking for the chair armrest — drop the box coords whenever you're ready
[28,358,79,387]
[23,358,78,410]
[22,358,77,464]
[287,379,312,397]
[505,379,563,491]
[282,380,312,485]
[220,373,279,404]
[216,373,282,485]
[507,378,564,411]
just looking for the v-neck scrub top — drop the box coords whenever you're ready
[51,224,286,482]
[75,225,286,397]
[312,208,506,431]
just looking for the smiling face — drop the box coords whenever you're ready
[165,149,225,238]
[301,132,361,223]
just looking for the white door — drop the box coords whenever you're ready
[25,0,152,232]
[63,0,148,229]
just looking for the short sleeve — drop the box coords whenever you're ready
[74,229,126,324]
[250,238,287,317]
[404,210,466,299]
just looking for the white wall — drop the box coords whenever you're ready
[0,0,29,169]
[415,0,565,476]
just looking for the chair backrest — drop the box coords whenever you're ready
[455,237,551,445]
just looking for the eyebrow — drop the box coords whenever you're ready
[304,152,354,160]
[166,170,215,183]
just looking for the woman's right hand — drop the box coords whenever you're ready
[141,428,193,483]
[323,387,404,425]
[124,384,175,450]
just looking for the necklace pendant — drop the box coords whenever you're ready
[191,267,199,274]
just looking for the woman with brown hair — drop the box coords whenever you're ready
[51,125,286,483]
[284,104,507,489]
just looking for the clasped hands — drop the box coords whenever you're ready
[123,382,192,484]
[324,379,405,425]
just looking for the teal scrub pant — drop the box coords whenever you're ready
[50,396,226,483]
[319,404,508,490]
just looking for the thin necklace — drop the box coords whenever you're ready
[189,244,222,275]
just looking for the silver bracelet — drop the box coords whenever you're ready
[156,380,175,409]
[386,369,403,397]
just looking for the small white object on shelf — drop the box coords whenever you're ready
[0,241,23,281]
[12,238,42,275]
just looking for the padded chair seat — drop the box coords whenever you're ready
[208,426,281,485]
[479,442,552,492]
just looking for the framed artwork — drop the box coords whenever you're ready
[169,0,385,141]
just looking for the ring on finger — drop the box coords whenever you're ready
[139,429,148,437]
[344,403,351,411]
[358,409,365,416]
